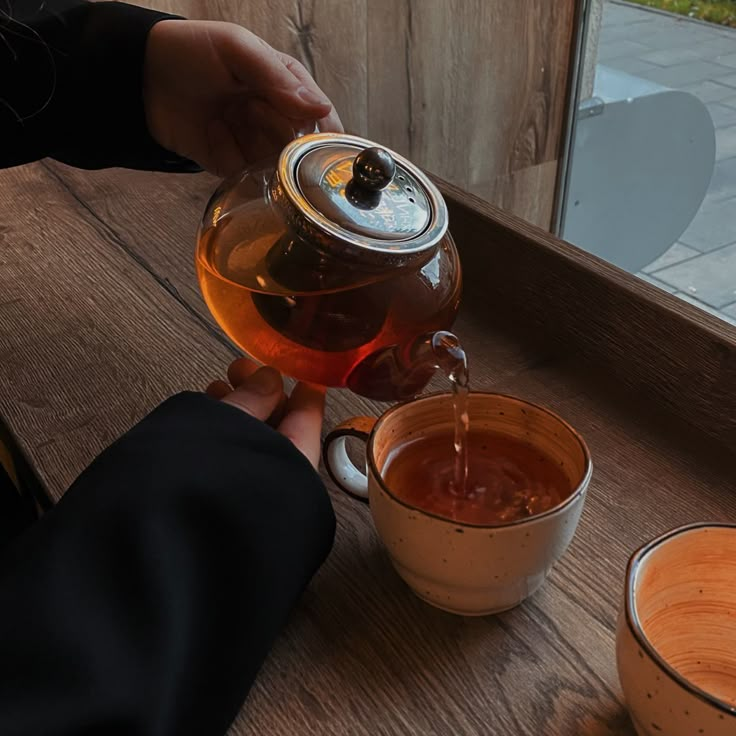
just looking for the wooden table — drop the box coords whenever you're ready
[1,161,735,735]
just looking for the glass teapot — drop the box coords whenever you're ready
[196,132,462,402]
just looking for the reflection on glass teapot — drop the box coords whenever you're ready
[196,133,462,401]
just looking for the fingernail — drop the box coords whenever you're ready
[297,86,330,107]
[247,367,282,396]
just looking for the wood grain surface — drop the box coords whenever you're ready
[1,161,735,735]
[131,0,577,230]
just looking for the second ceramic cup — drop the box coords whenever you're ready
[323,392,593,616]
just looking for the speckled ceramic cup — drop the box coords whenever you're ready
[616,523,736,736]
[323,392,592,616]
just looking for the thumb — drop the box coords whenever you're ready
[221,366,284,421]
[223,28,334,120]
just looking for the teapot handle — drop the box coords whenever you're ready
[322,416,376,503]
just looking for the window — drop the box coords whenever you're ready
[562,0,736,327]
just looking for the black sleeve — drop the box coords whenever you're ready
[0,392,336,736]
[0,0,200,171]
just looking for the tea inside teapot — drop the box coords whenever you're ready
[196,133,462,401]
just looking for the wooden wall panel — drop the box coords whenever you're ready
[136,0,577,229]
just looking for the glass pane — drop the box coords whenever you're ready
[562,0,736,328]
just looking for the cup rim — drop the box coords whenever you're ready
[366,390,593,529]
[624,522,736,718]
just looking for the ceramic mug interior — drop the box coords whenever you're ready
[630,525,736,709]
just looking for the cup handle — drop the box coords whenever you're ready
[323,417,377,503]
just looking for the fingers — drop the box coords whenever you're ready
[211,358,287,424]
[206,380,231,400]
[318,107,344,134]
[275,52,316,89]
[208,358,325,468]
[268,391,289,428]
[221,366,284,421]
[277,383,325,469]
[206,357,258,398]
[227,356,258,388]
[222,28,335,122]
[273,52,343,133]
[275,52,343,133]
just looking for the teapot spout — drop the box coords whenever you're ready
[401,330,469,391]
[412,331,468,381]
[345,330,467,402]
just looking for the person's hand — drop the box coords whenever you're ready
[144,19,343,178]
[206,358,325,469]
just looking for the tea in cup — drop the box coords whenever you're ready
[616,523,736,736]
[323,392,592,616]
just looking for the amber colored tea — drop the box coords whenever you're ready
[382,430,573,525]
[196,212,461,401]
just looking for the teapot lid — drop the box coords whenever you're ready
[274,133,448,266]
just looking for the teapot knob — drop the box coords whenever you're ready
[352,147,396,192]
